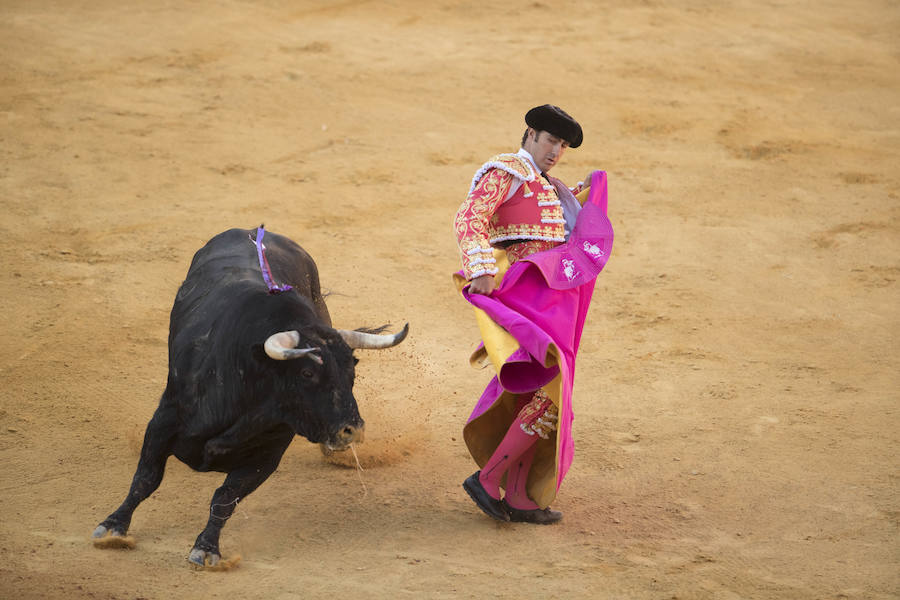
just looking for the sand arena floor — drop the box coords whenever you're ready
[1,1,898,598]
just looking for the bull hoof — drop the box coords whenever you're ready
[91,525,136,549]
[189,547,220,567]
[188,548,241,571]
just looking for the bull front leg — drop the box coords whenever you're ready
[92,402,176,545]
[199,413,281,470]
[188,434,292,568]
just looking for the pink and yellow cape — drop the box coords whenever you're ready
[454,171,613,508]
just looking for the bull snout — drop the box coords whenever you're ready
[338,422,365,445]
[323,421,364,452]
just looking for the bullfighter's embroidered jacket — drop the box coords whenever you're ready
[454,151,568,280]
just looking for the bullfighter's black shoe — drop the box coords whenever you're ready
[501,499,563,525]
[463,471,510,522]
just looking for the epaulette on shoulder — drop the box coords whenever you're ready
[469,153,537,194]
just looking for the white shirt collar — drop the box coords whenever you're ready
[516,148,540,175]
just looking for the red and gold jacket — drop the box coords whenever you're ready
[455,152,574,280]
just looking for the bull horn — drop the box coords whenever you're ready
[264,330,323,364]
[336,323,409,350]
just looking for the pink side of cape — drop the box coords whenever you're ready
[460,171,613,492]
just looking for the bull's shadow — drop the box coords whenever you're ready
[92,227,408,568]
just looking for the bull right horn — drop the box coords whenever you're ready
[336,323,409,350]
[264,330,323,363]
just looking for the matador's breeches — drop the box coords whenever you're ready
[516,389,558,439]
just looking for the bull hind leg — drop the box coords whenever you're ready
[92,404,176,546]
[188,437,291,568]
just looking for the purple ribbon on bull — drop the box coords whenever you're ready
[252,225,293,294]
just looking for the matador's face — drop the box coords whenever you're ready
[524,128,569,174]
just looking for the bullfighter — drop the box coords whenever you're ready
[453,104,614,524]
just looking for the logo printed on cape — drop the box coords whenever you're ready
[582,241,605,261]
[562,258,578,281]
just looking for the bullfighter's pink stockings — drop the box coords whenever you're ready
[503,443,541,510]
[478,389,558,503]
[477,416,537,500]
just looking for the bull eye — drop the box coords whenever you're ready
[301,368,315,379]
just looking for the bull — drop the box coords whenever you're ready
[91,227,408,567]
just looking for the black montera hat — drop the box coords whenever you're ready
[525,104,583,148]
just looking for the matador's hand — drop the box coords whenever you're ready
[581,171,595,189]
[468,274,495,295]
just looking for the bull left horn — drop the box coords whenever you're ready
[336,323,409,350]
[264,330,323,363]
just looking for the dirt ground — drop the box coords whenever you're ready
[1,1,898,598]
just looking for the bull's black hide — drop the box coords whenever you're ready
[92,228,406,567]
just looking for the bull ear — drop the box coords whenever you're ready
[264,330,323,364]
[336,323,409,350]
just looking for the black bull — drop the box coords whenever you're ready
[92,228,408,566]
